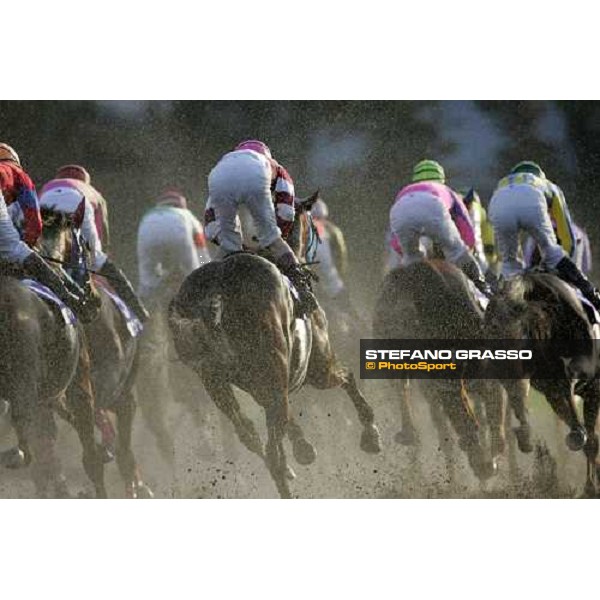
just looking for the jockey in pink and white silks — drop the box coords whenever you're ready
[137,190,211,306]
[39,183,149,322]
[204,140,318,316]
[389,159,491,296]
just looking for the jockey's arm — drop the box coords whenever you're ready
[190,213,211,264]
[81,197,107,269]
[271,164,295,239]
[449,191,476,249]
[15,185,42,247]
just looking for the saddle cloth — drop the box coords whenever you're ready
[466,280,489,311]
[95,280,143,337]
[21,279,76,326]
[574,288,600,325]
[281,274,301,302]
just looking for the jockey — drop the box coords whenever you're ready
[205,140,318,316]
[39,183,149,322]
[0,142,95,321]
[311,198,353,306]
[489,161,600,310]
[389,159,491,296]
[460,188,489,274]
[137,190,211,307]
[41,164,110,250]
[523,221,592,274]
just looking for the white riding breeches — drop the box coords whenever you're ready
[489,183,565,277]
[389,192,469,265]
[207,151,281,253]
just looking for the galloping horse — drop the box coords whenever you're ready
[40,207,152,498]
[0,263,103,497]
[168,198,381,498]
[484,273,600,497]
[373,260,505,484]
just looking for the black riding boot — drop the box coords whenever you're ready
[281,263,319,317]
[22,252,97,324]
[98,259,150,323]
[555,256,600,311]
[457,253,492,298]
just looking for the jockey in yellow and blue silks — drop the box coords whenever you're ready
[489,161,600,310]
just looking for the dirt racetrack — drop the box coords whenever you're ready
[0,370,585,499]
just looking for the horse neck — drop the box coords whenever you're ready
[289,212,307,261]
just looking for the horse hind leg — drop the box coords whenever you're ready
[115,390,153,499]
[330,369,381,454]
[202,375,264,460]
[65,350,108,499]
[578,381,600,498]
[428,397,456,487]
[440,385,495,482]
[263,393,292,499]
[287,417,317,466]
[503,379,534,453]
[394,379,420,446]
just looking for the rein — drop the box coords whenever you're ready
[40,254,121,282]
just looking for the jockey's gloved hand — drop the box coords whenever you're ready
[484,269,500,293]
[281,262,319,315]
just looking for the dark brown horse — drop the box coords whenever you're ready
[373,260,505,483]
[484,273,600,497]
[0,265,103,497]
[168,201,381,498]
[40,208,152,498]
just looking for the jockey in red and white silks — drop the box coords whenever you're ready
[204,140,318,316]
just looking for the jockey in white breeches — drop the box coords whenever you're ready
[205,140,318,316]
[137,190,211,303]
[489,161,600,310]
[389,159,491,296]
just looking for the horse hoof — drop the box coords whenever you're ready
[490,435,506,458]
[0,399,9,418]
[360,424,382,454]
[0,447,26,469]
[293,439,317,466]
[514,426,534,453]
[96,443,115,464]
[394,428,418,446]
[135,482,155,499]
[285,465,297,480]
[469,453,496,481]
[55,478,72,499]
[566,428,587,452]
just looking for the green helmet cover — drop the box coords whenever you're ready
[412,159,445,184]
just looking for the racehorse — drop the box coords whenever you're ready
[0,262,104,497]
[168,197,381,498]
[373,260,505,484]
[40,207,152,498]
[484,272,600,497]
